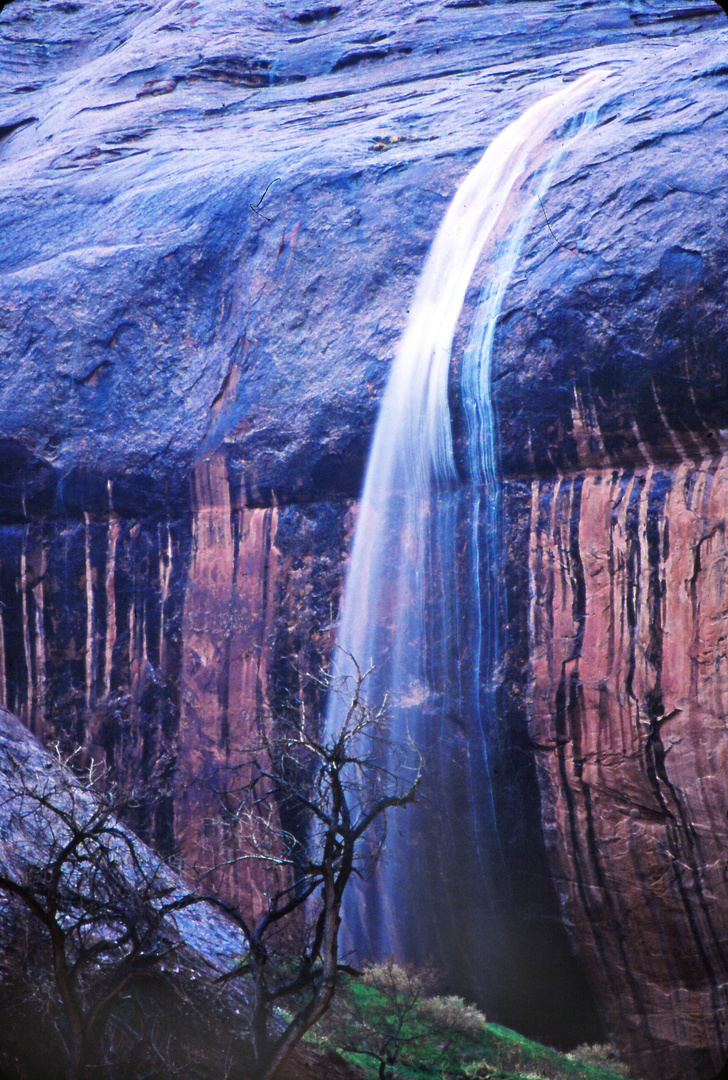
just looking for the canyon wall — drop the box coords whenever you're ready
[489,58,728,1074]
[527,458,728,1079]
[0,447,352,898]
[2,1,728,1077]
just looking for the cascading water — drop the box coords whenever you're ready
[326,71,610,1033]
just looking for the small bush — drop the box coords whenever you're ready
[416,995,488,1040]
[568,1043,630,1076]
[361,960,432,1000]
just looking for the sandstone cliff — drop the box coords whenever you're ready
[490,48,728,1076]
[1,1,728,1077]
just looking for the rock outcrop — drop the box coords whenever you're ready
[488,46,728,1077]
[0,703,360,1079]
[0,703,250,1079]
[1,1,728,1077]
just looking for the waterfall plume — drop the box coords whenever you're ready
[326,70,610,975]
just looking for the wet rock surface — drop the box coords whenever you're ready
[0,0,723,491]
[1,1,728,1077]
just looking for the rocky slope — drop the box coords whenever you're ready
[0,704,359,1080]
[0,703,247,1079]
[1,1,728,1077]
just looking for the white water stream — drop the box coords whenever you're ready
[326,70,610,959]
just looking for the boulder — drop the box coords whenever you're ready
[0,703,251,1078]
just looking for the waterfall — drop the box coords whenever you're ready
[327,71,609,979]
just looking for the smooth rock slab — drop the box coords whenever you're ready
[0,0,723,492]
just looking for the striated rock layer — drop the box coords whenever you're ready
[526,455,728,1078]
[0,448,351,903]
[483,35,728,1072]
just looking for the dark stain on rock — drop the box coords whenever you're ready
[291,5,341,24]
[332,45,412,72]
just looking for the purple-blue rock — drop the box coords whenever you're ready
[1,2,728,1076]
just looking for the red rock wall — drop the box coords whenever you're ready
[528,453,728,1079]
[0,454,353,911]
[176,455,281,909]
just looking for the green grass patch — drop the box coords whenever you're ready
[309,965,630,1080]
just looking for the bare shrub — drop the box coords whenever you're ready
[318,959,432,1080]
[416,994,488,1040]
[568,1042,631,1076]
[207,662,422,1080]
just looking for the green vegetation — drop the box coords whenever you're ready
[311,963,633,1080]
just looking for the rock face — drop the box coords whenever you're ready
[0,703,250,1079]
[1,1,728,1077]
[525,460,728,1080]
[488,50,728,1077]
[0,704,360,1080]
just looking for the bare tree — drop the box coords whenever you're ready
[0,751,202,1080]
[208,662,422,1080]
[0,664,421,1080]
